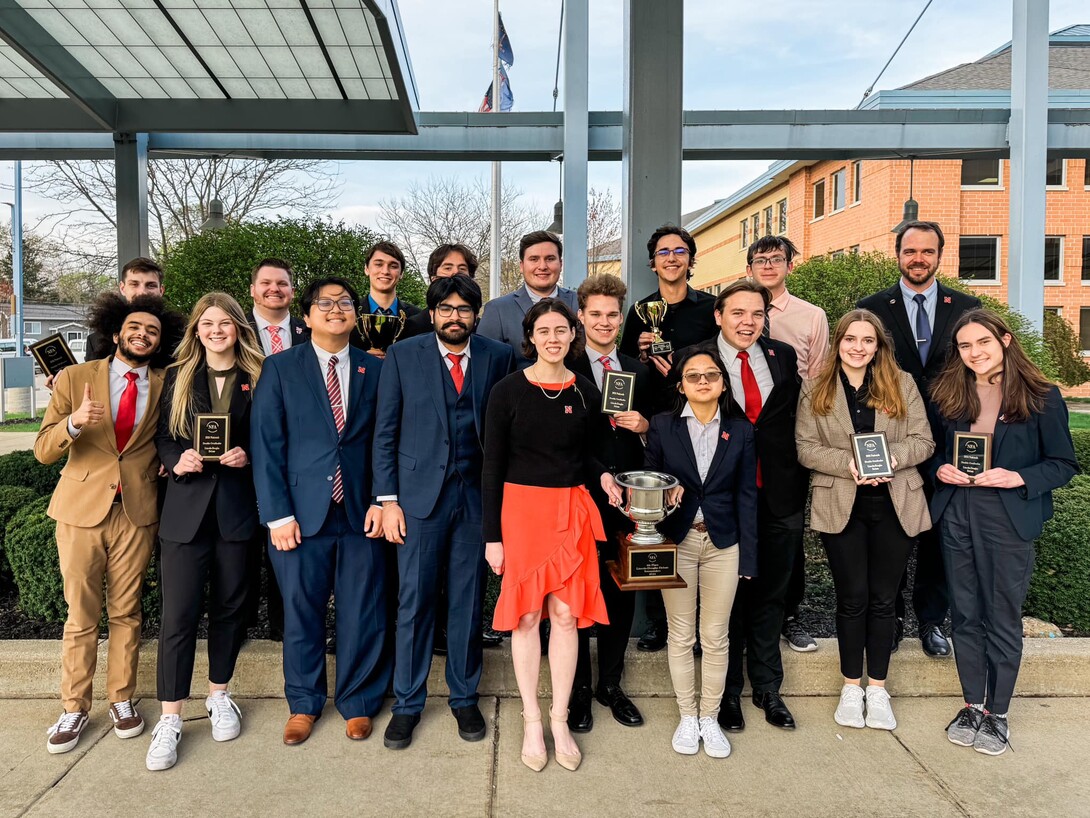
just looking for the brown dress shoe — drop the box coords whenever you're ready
[345,717,373,740]
[283,714,318,745]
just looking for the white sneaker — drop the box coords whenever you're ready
[145,715,182,771]
[206,690,242,742]
[671,715,700,755]
[834,684,866,729]
[865,685,897,730]
[698,716,732,758]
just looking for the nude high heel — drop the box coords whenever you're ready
[550,707,582,771]
[520,712,548,772]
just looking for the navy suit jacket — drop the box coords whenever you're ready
[251,342,382,537]
[477,285,579,370]
[372,333,515,519]
[930,385,1078,541]
[644,411,759,578]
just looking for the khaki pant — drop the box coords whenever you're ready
[661,528,740,719]
[56,504,156,712]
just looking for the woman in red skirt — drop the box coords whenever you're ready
[484,299,623,773]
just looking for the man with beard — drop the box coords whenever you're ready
[373,276,514,749]
[85,258,165,362]
[35,293,179,754]
[858,221,979,657]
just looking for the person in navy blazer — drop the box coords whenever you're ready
[251,276,389,747]
[644,344,757,759]
[373,276,514,750]
[476,230,579,370]
[928,309,1077,755]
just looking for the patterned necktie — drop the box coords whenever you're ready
[326,356,345,503]
[115,371,138,452]
[914,293,932,364]
[598,355,617,429]
[267,324,284,354]
[737,350,763,488]
[447,353,465,394]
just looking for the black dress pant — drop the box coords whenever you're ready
[821,491,915,681]
[157,502,251,701]
[726,495,804,696]
[246,531,283,636]
[895,482,949,628]
[575,540,635,691]
[940,488,1034,714]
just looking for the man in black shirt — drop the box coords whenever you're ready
[618,224,717,653]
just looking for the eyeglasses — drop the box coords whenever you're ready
[749,255,788,269]
[435,304,475,318]
[315,298,355,312]
[655,248,691,258]
[682,371,723,384]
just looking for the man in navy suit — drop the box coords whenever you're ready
[476,230,578,369]
[374,276,515,750]
[252,276,390,747]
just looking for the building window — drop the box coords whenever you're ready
[763,206,773,236]
[831,169,847,211]
[23,321,41,335]
[752,214,760,242]
[1044,236,1063,282]
[958,237,1000,282]
[831,249,845,258]
[1083,236,1090,281]
[1081,308,1090,353]
[812,180,825,219]
[850,244,860,254]
[1045,307,1061,318]
[1046,157,1065,187]
[66,330,84,343]
[852,160,862,202]
[740,219,749,249]
[1085,161,1090,188]
[961,158,1001,187]
[777,198,788,233]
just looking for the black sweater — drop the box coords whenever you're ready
[482,370,606,542]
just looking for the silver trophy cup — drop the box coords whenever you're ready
[614,470,681,545]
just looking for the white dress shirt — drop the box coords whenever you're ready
[253,311,294,356]
[716,334,774,414]
[680,402,721,523]
[67,356,151,440]
[585,345,620,392]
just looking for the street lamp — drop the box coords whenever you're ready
[200,199,227,233]
[891,158,919,234]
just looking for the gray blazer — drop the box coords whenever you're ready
[477,284,579,369]
[795,370,934,537]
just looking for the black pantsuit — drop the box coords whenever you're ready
[574,540,636,691]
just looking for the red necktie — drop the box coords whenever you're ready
[267,325,284,354]
[115,371,138,452]
[447,353,465,394]
[737,350,763,488]
[598,355,617,429]
[326,356,345,503]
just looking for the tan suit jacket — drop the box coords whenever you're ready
[35,358,164,528]
[796,370,934,537]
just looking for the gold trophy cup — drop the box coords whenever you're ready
[634,299,672,355]
[357,310,407,352]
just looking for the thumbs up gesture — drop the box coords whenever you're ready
[70,383,105,429]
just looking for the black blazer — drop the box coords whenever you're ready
[645,411,759,577]
[246,310,310,352]
[351,301,423,352]
[858,282,980,401]
[723,337,809,518]
[156,365,260,543]
[571,351,652,538]
[930,386,1078,541]
[399,308,435,340]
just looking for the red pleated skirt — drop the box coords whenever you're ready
[492,483,610,631]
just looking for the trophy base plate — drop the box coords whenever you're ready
[649,341,673,356]
[607,561,687,591]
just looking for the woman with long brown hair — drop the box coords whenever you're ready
[930,309,1077,756]
[146,292,265,771]
[796,309,933,732]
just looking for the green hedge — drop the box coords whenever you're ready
[0,485,45,588]
[5,496,64,622]
[1026,475,1090,631]
[1071,428,1090,475]
[0,450,66,496]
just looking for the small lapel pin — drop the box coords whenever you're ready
[357,366,366,374]
[768,349,775,357]
[564,406,573,414]
[295,326,303,335]
[241,383,250,392]
[721,431,730,442]
[943,296,952,304]
[889,298,896,305]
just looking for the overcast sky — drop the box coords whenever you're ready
[4,0,1088,239]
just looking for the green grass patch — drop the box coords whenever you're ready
[1069,413,1090,431]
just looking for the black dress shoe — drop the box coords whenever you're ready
[568,686,594,733]
[481,626,505,648]
[752,690,796,730]
[383,713,420,749]
[920,624,952,657]
[433,628,448,657]
[891,617,905,654]
[595,684,644,727]
[452,705,487,742]
[326,632,336,656]
[269,628,284,643]
[718,694,745,732]
[636,623,667,653]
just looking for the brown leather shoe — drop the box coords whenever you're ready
[345,717,372,740]
[283,714,318,745]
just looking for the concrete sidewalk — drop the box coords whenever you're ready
[2,695,1086,818]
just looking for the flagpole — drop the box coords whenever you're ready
[489,0,502,301]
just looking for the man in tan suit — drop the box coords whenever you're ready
[35,293,174,754]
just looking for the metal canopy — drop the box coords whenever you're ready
[0,0,419,133]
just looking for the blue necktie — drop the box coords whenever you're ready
[914,293,932,364]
